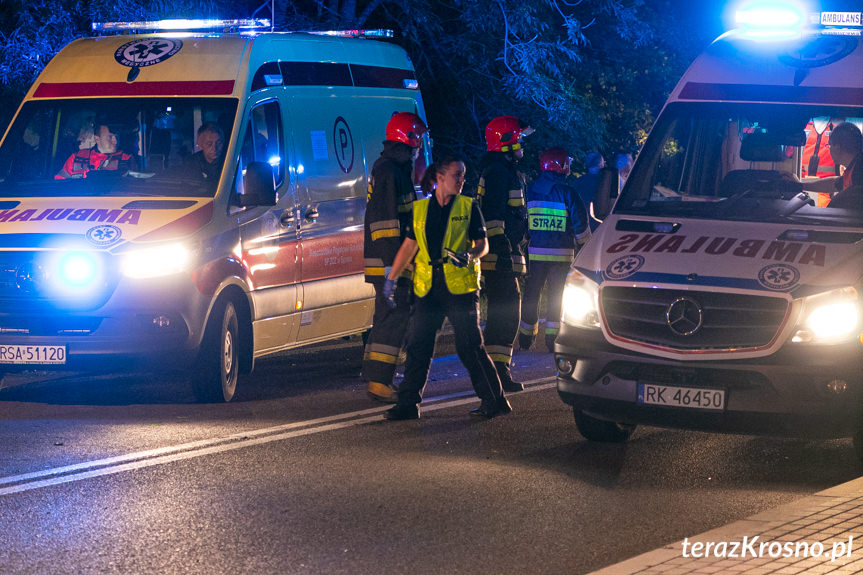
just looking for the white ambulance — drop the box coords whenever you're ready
[0,19,430,401]
[555,8,863,455]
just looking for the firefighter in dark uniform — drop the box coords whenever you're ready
[382,157,511,420]
[519,147,590,352]
[476,115,533,392]
[362,112,428,402]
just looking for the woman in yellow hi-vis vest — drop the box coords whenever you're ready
[382,157,511,420]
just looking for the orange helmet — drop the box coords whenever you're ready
[386,112,428,147]
[485,115,534,152]
[540,147,572,174]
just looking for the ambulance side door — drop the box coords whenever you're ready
[285,91,377,340]
[234,95,302,353]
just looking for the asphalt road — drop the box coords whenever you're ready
[0,337,860,574]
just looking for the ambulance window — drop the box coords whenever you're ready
[237,100,285,190]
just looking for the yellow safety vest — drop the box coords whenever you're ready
[413,195,481,296]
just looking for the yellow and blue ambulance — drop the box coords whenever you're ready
[0,19,430,401]
[554,7,863,457]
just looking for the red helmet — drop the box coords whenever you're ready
[485,115,534,152]
[386,112,428,147]
[540,147,572,174]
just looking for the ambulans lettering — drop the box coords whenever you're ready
[0,208,141,225]
[605,234,826,266]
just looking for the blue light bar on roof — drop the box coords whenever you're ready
[300,29,394,38]
[735,2,804,28]
[92,19,271,32]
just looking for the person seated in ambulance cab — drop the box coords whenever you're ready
[803,122,863,208]
[55,119,133,179]
[181,122,225,182]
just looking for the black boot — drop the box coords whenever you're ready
[384,403,419,420]
[518,332,535,351]
[495,362,524,392]
[470,396,513,418]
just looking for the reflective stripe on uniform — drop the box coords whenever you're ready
[486,344,513,364]
[507,188,525,207]
[528,247,574,262]
[364,257,386,276]
[485,219,505,237]
[364,342,401,364]
[519,319,538,336]
[480,252,498,271]
[511,254,526,271]
[545,321,560,335]
[370,219,400,241]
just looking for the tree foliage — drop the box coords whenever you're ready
[0,0,716,176]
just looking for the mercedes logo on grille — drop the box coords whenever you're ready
[666,297,703,336]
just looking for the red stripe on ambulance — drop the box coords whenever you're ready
[33,81,235,98]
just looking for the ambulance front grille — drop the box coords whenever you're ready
[601,286,788,351]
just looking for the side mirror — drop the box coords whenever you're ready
[593,167,619,220]
[238,161,276,207]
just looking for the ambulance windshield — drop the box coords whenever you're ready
[616,102,863,227]
[0,98,237,197]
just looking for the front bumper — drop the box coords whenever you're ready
[554,324,863,438]
[0,275,211,372]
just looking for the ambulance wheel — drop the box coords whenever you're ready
[193,299,240,403]
[573,409,635,443]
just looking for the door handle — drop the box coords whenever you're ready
[280,211,295,226]
[304,207,319,223]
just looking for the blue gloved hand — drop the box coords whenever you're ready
[383,278,396,308]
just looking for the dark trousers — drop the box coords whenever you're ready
[521,260,569,350]
[362,278,412,386]
[397,273,503,406]
[482,270,521,372]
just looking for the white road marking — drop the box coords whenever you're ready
[0,378,557,496]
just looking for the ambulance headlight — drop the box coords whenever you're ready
[121,243,192,279]
[792,287,860,344]
[561,270,601,329]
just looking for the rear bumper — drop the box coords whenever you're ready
[554,324,863,438]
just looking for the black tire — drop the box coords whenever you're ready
[193,300,240,403]
[573,409,636,443]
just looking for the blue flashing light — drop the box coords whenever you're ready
[736,4,804,28]
[733,2,807,39]
[57,252,99,288]
[268,155,281,167]
[92,19,271,32]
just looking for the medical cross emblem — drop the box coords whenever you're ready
[115,39,183,68]
[85,225,122,246]
[757,263,800,291]
[605,254,645,280]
